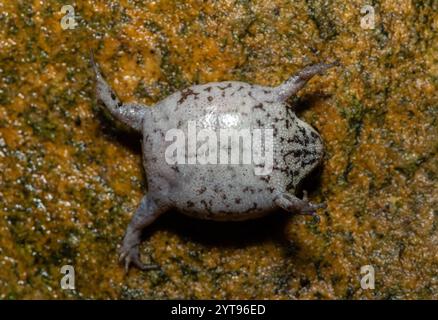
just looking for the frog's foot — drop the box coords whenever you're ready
[275,61,339,101]
[90,50,148,132]
[274,191,326,222]
[119,195,166,273]
[119,241,158,273]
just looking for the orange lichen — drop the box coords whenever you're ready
[0,0,436,299]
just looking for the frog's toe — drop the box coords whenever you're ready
[301,201,326,216]
[301,190,326,212]
[312,202,327,210]
[275,192,326,219]
[119,245,159,273]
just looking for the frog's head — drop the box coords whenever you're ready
[286,118,325,189]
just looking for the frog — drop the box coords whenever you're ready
[91,52,338,272]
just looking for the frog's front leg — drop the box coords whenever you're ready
[274,191,326,220]
[119,195,167,272]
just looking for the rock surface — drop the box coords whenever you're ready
[0,0,436,299]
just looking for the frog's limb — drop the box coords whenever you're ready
[274,191,326,220]
[274,62,339,101]
[91,51,148,132]
[119,195,166,273]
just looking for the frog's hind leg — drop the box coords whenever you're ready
[274,62,339,102]
[119,195,168,272]
[91,51,148,132]
[274,191,326,222]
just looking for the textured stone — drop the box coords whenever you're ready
[0,0,436,299]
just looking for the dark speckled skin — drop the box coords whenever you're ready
[143,82,324,221]
[91,53,337,271]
